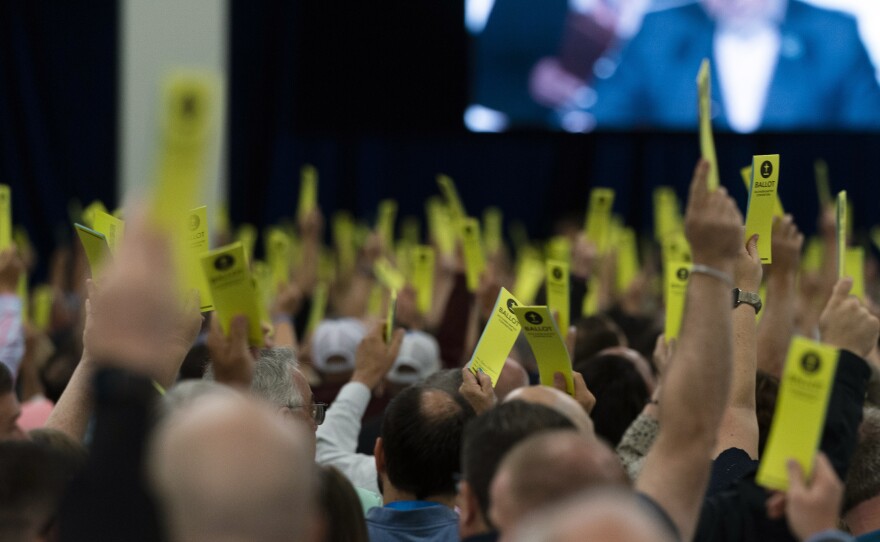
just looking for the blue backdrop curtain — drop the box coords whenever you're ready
[0,0,118,280]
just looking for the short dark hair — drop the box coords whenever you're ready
[461,401,576,521]
[0,362,13,395]
[380,385,474,499]
[575,354,649,446]
[318,466,368,542]
[0,440,82,539]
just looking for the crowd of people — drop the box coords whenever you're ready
[1,158,880,542]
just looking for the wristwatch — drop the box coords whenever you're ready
[733,288,762,314]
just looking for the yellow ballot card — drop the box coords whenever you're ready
[401,216,420,246]
[664,262,691,340]
[376,199,398,250]
[547,236,572,264]
[513,306,574,395]
[426,198,455,257]
[152,71,218,234]
[662,231,692,265]
[31,284,53,331]
[582,276,600,317]
[385,289,398,344]
[437,174,466,224]
[467,287,522,386]
[74,224,111,277]
[697,59,720,191]
[332,212,356,274]
[236,224,258,264]
[483,207,503,255]
[304,281,329,337]
[617,227,640,294]
[298,165,318,220]
[584,188,615,254]
[92,211,125,255]
[741,165,784,218]
[461,217,485,292]
[802,237,823,273]
[367,284,384,317]
[0,185,11,249]
[374,257,406,292]
[653,187,682,242]
[181,206,214,311]
[513,253,545,305]
[265,228,292,290]
[757,336,839,490]
[17,274,27,325]
[744,155,780,263]
[845,247,865,300]
[837,191,847,279]
[411,245,435,314]
[814,159,831,208]
[201,242,264,345]
[545,259,570,338]
[81,200,107,229]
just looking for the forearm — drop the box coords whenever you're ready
[272,318,298,349]
[315,381,371,460]
[660,274,733,445]
[713,303,758,458]
[297,238,321,293]
[45,356,97,442]
[757,275,797,377]
[435,273,474,368]
[337,273,374,318]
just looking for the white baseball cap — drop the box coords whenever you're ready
[387,331,441,385]
[311,318,367,374]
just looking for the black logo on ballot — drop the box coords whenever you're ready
[189,214,200,231]
[214,254,235,271]
[524,311,543,325]
[506,298,518,313]
[800,352,821,374]
[552,267,563,280]
[676,267,689,281]
[760,161,773,179]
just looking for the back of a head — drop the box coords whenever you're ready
[574,353,649,446]
[504,385,594,435]
[317,466,369,542]
[149,393,315,542]
[0,440,81,542]
[512,488,677,542]
[421,368,464,396]
[157,379,238,421]
[462,401,576,522]
[250,347,303,407]
[574,315,625,363]
[490,430,628,534]
[380,385,474,500]
[844,407,880,514]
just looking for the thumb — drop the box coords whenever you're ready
[230,315,249,347]
[746,234,760,261]
[786,459,806,491]
[461,366,477,385]
[830,277,854,303]
[476,368,493,390]
[553,371,567,391]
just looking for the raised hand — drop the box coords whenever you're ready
[206,314,256,388]
[684,160,744,273]
[819,278,880,357]
[767,214,804,278]
[351,320,404,390]
[460,367,496,414]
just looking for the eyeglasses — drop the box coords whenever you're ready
[287,402,327,426]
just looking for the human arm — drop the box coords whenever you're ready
[315,321,403,491]
[757,215,804,377]
[636,160,743,542]
[45,214,202,442]
[713,234,762,459]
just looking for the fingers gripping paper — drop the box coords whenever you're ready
[512,306,575,395]
[201,242,264,346]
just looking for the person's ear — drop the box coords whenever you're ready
[374,437,386,475]
[458,480,480,527]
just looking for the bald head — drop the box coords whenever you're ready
[512,489,677,542]
[149,394,315,542]
[505,385,593,435]
[489,431,628,536]
[494,358,529,400]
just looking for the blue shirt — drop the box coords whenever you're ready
[857,530,880,541]
[366,502,459,542]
